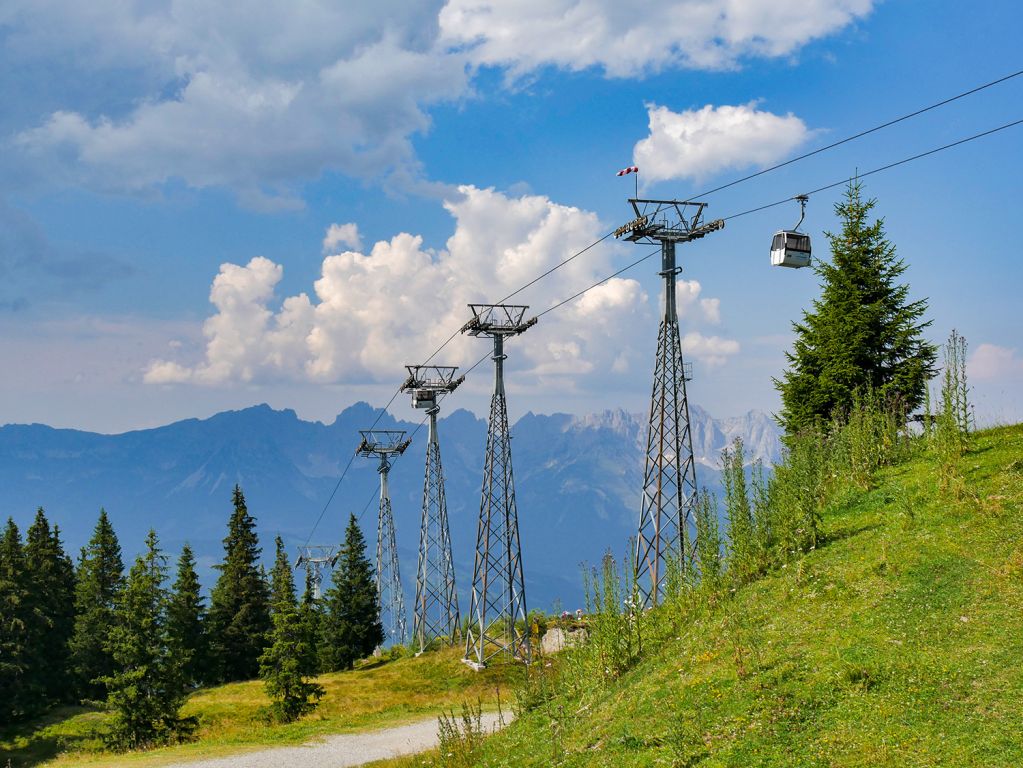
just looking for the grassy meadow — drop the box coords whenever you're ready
[0,646,516,767]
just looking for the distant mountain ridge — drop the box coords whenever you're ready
[0,403,781,609]
[568,406,782,470]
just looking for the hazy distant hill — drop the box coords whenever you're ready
[0,403,781,610]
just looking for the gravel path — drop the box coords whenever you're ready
[163,712,508,768]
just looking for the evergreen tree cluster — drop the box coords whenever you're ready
[1,510,76,722]
[0,487,383,740]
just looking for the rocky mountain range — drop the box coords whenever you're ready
[0,402,781,611]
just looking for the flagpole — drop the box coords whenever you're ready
[635,170,638,198]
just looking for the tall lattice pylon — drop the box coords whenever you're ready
[401,365,464,654]
[294,545,338,599]
[357,430,411,644]
[461,304,537,669]
[615,199,724,606]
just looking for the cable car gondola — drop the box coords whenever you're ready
[771,195,811,269]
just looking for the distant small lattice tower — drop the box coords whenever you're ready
[461,304,537,669]
[294,545,338,599]
[357,430,411,645]
[614,199,724,606]
[401,365,464,654]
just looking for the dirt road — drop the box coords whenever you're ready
[163,711,507,768]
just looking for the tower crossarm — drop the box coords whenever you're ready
[357,429,412,457]
[403,365,464,412]
[617,198,724,244]
[401,365,465,394]
[294,544,338,567]
[294,544,339,599]
[461,304,538,337]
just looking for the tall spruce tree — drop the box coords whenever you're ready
[70,509,124,702]
[0,519,31,722]
[167,544,208,688]
[321,515,383,672]
[104,530,192,750]
[208,485,271,682]
[776,180,937,435]
[24,510,77,707]
[259,537,323,722]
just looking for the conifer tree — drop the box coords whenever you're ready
[776,180,937,435]
[259,537,323,722]
[320,515,383,672]
[0,519,31,722]
[104,530,192,750]
[167,544,208,688]
[70,509,124,702]
[208,485,271,682]
[24,509,77,706]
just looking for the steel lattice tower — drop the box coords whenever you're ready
[401,365,464,654]
[615,199,724,606]
[294,545,338,599]
[357,430,412,644]
[461,304,537,669]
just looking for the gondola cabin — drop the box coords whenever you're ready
[770,230,811,269]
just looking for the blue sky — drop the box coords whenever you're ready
[1,0,1021,433]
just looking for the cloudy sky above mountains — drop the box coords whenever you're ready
[1,0,1021,431]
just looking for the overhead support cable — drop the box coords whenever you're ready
[722,117,1023,222]
[691,68,1023,200]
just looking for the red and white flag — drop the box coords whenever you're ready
[616,166,639,176]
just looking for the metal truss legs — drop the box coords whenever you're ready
[463,367,529,667]
[634,298,699,607]
[413,411,460,653]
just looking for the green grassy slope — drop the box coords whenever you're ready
[476,425,1023,767]
[0,646,515,767]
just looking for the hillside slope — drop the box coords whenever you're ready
[475,424,1023,767]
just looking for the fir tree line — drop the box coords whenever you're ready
[0,485,383,746]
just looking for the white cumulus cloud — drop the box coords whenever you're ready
[322,223,363,254]
[682,332,741,367]
[440,0,874,77]
[6,0,868,204]
[145,186,738,388]
[9,3,466,207]
[634,102,812,184]
[969,343,1023,381]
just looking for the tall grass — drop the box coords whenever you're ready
[436,699,489,768]
[929,329,973,499]
[722,439,757,585]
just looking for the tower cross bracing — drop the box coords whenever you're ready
[401,365,464,654]
[461,304,537,669]
[616,199,724,607]
[294,545,338,599]
[357,429,411,645]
